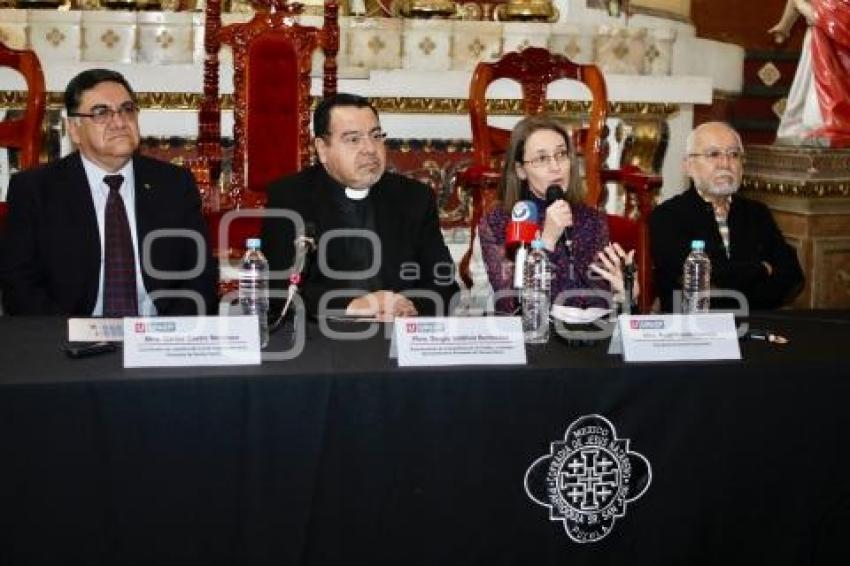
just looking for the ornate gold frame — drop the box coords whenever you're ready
[0,91,679,117]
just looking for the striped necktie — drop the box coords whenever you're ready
[102,174,139,317]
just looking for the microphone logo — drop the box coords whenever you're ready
[511,200,538,222]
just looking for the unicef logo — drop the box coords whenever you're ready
[511,201,536,222]
[524,414,652,543]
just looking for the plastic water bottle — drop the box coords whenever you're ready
[521,238,551,344]
[513,243,529,289]
[682,239,711,314]
[239,238,269,348]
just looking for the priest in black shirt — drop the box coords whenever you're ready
[261,93,459,320]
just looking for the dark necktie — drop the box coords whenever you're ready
[103,174,138,317]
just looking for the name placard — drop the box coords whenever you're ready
[68,318,124,342]
[393,316,526,367]
[618,313,741,362]
[123,316,261,368]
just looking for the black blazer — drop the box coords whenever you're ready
[0,152,218,316]
[650,186,804,312]
[261,164,459,317]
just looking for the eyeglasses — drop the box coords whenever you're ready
[522,149,571,169]
[688,148,745,163]
[70,101,139,124]
[327,129,388,148]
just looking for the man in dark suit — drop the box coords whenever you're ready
[0,68,217,316]
[650,121,804,312]
[262,93,458,320]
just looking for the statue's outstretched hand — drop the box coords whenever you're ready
[768,23,791,44]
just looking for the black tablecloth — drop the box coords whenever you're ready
[1,312,849,565]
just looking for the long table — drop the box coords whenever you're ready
[1,311,849,565]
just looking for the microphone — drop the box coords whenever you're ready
[545,184,573,254]
[288,222,318,289]
[506,200,539,288]
[622,261,635,315]
[270,222,317,332]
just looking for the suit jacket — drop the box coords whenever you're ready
[0,152,218,316]
[650,186,804,312]
[261,164,459,317]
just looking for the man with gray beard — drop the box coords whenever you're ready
[650,122,803,312]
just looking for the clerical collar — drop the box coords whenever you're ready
[345,187,370,200]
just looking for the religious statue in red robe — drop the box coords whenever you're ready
[770,0,850,147]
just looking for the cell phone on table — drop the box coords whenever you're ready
[61,340,118,358]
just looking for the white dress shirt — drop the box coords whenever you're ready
[80,155,157,316]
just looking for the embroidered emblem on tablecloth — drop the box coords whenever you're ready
[524,414,652,543]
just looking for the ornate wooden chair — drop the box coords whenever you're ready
[0,41,46,171]
[195,0,338,295]
[459,46,661,312]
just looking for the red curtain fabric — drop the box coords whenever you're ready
[811,0,850,146]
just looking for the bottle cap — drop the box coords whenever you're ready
[246,238,261,249]
[690,240,705,251]
[531,238,545,250]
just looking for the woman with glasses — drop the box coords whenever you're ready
[478,115,637,314]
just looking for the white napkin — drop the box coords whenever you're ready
[550,305,612,324]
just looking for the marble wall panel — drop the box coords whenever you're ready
[347,17,401,70]
[548,23,594,65]
[0,9,27,50]
[28,9,81,63]
[81,10,136,63]
[501,21,550,54]
[403,19,451,71]
[594,24,647,75]
[646,26,675,76]
[138,11,195,64]
[451,20,502,70]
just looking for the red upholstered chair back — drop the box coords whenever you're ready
[196,0,338,210]
[606,215,638,254]
[462,47,661,311]
[602,165,660,311]
[196,0,338,298]
[468,46,607,206]
[0,41,46,171]
[243,35,301,192]
[220,5,339,207]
